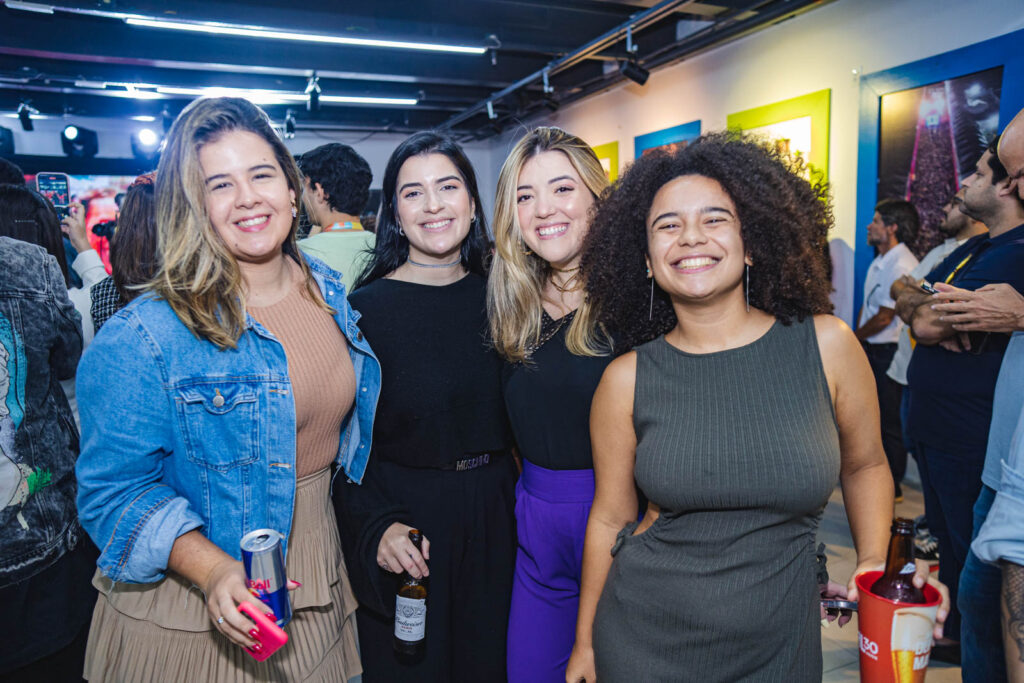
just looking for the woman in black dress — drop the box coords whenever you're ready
[334,132,515,682]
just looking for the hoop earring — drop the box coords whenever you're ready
[398,225,405,237]
[745,263,750,313]
[648,269,655,321]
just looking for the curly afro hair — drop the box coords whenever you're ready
[581,131,834,354]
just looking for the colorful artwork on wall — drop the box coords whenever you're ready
[877,66,1003,257]
[853,26,1023,317]
[591,141,620,181]
[633,120,701,159]
[726,88,831,184]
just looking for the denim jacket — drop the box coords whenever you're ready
[0,237,84,588]
[75,255,380,584]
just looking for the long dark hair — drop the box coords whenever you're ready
[110,173,159,302]
[0,183,71,286]
[353,131,489,289]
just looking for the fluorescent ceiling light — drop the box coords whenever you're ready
[4,2,54,13]
[131,115,157,121]
[154,85,417,107]
[125,18,486,55]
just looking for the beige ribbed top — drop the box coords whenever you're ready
[249,279,355,477]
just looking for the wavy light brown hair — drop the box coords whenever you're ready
[488,127,610,362]
[582,131,834,354]
[150,97,327,349]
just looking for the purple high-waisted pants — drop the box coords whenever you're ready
[507,461,595,683]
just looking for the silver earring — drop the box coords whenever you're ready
[648,273,655,321]
[291,204,297,218]
[399,226,405,237]
[745,263,750,313]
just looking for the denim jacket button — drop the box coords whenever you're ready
[356,331,364,342]
[212,393,225,408]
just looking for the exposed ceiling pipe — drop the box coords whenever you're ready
[440,0,695,131]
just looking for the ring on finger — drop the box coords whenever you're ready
[217,616,225,625]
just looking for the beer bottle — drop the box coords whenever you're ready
[870,518,926,603]
[393,529,427,655]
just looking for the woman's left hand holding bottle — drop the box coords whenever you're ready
[378,522,431,578]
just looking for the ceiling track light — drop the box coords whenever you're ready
[131,127,163,161]
[620,59,650,86]
[17,103,37,131]
[123,17,486,55]
[305,73,321,113]
[61,124,98,158]
[284,110,297,138]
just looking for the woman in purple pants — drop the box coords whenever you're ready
[487,127,612,683]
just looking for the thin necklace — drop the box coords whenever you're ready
[408,256,461,268]
[550,264,583,293]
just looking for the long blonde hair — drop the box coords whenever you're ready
[150,97,328,349]
[488,127,610,362]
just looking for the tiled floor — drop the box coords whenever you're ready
[820,460,962,681]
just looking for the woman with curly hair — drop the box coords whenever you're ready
[487,127,610,682]
[565,132,949,681]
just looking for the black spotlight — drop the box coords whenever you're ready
[620,59,650,86]
[161,106,175,133]
[130,127,162,162]
[61,124,99,158]
[305,72,321,113]
[284,110,297,139]
[17,103,34,131]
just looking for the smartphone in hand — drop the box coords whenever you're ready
[238,601,288,661]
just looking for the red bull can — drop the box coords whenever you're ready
[240,529,291,627]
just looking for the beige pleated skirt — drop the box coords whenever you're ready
[83,468,361,682]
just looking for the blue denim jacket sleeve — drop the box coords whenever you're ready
[973,410,1024,567]
[75,313,204,583]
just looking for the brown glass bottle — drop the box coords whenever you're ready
[870,518,926,603]
[394,529,427,655]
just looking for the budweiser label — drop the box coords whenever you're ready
[394,596,426,641]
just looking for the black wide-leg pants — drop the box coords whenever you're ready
[357,457,516,683]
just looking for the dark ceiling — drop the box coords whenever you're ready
[0,0,826,141]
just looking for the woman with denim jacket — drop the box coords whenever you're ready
[75,97,380,681]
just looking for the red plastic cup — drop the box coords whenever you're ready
[856,571,941,682]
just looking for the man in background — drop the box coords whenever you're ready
[899,137,1024,669]
[297,143,375,291]
[856,198,920,501]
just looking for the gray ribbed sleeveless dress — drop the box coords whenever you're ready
[592,319,840,682]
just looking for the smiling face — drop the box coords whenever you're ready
[395,153,475,265]
[646,174,749,305]
[516,150,595,269]
[199,129,295,267]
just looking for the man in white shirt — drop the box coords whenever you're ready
[856,198,920,500]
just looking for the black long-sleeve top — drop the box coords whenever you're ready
[332,273,512,615]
